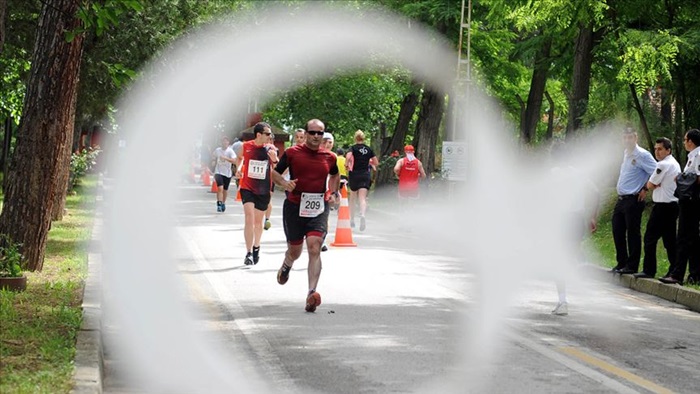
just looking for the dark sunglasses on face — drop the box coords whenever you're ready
[263,132,272,135]
[306,130,324,136]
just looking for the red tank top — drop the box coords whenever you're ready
[398,158,420,192]
[240,140,274,195]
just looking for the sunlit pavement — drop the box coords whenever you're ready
[101,182,700,393]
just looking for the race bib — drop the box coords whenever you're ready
[248,159,268,180]
[300,193,324,218]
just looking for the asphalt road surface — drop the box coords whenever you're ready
[102,183,700,394]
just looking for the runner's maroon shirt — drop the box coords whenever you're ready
[240,140,275,195]
[275,144,338,205]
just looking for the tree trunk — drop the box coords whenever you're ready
[2,115,12,187]
[674,72,687,163]
[51,119,76,221]
[629,84,653,150]
[384,89,419,157]
[660,87,672,126]
[522,37,552,144]
[0,0,6,53]
[376,89,419,187]
[412,87,445,176]
[515,94,526,143]
[566,24,595,137]
[544,91,554,140]
[0,0,85,271]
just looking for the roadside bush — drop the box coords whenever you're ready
[69,147,101,190]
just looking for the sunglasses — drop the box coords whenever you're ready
[306,130,324,136]
[263,132,272,135]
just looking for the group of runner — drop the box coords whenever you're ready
[211,120,427,312]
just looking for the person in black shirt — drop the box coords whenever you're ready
[345,130,378,231]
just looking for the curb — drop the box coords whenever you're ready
[561,264,700,313]
[71,179,104,394]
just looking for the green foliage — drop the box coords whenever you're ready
[0,48,30,122]
[69,147,101,190]
[0,235,24,278]
[378,154,399,181]
[68,0,145,41]
[618,30,680,95]
[263,69,412,146]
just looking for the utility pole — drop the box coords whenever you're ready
[451,0,472,142]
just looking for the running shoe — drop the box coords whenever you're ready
[321,244,328,252]
[264,219,271,230]
[551,302,568,316]
[359,217,366,232]
[244,252,254,266]
[252,246,260,265]
[216,201,222,212]
[221,202,226,212]
[305,291,322,312]
[277,264,291,285]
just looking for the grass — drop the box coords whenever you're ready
[0,174,97,394]
[585,193,700,290]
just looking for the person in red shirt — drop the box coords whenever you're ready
[235,122,279,266]
[393,145,426,202]
[272,119,340,312]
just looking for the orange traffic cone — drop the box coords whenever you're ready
[331,183,356,247]
[209,178,218,193]
[235,185,242,201]
[201,168,211,186]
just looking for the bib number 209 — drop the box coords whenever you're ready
[305,200,321,210]
[300,193,324,218]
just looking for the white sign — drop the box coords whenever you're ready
[441,141,467,181]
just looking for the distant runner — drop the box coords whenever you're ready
[236,122,278,265]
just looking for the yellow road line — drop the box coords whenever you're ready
[559,346,674,394]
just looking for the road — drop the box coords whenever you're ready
[102,182,700,394]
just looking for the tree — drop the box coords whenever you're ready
[263,70,411,147]
[0,0,5,53]
[0,0,86,270]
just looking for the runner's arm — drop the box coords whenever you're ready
[393,158,403,177]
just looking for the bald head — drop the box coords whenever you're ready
[307,119,325,131]
[305,119,325,150]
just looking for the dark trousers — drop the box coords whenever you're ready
[642,202,678,277]
[670,200,700,282]
[611,196,645,271]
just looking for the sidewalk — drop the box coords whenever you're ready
[71,180,700,393]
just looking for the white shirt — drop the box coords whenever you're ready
[684,146,700,175]
[648,155,681,203]
[214,147,236,177]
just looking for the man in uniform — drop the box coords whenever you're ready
[236,122,278,266]
[612,128,656,274]
[660,128,700,285]
[635,138,681,279]
[272,119,340,312]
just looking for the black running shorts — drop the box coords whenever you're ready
[348,173,371,191]
[240,188,271,211]
[214,174,232,190]
[283,199,330,245]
